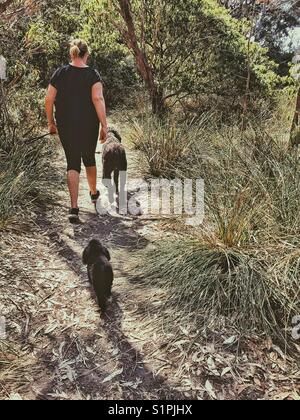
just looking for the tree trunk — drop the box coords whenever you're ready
[116,0,165,116]
[151,86,165,117]
[290,86,300,147]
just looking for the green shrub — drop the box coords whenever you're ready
[0,86,54,226]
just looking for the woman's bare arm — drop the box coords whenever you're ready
[92,82,108,142]
[45,85,58,134]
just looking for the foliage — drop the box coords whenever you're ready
[0,0,139,108]
[1,0,288,114]
[86,0,283,116]
[0,2,58,225]
[219,0,300,76]
[80,0,139,107]
[25,0,82,85]
[0,85,55,225]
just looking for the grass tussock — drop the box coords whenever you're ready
[0,85,55,226]
[139,238,299,348]
[129,114,213,178]
[132,110,300,351]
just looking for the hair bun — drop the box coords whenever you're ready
[70,45,81,59]
[70,39,90,60]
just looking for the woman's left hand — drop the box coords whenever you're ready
[48,122,58,135]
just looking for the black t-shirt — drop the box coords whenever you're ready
[50,65,102,130]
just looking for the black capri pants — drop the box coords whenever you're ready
[58,123,99,174]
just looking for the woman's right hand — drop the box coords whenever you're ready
[100,126,108,143]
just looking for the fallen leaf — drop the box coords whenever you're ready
[205,380,217,399]
[45,323,58,334]
[221,367,231,377]
[86,346,96,355]
[273,392,292,400]
[223,336,236,345]
[102,368,124,383]
[254,377,262,387]
[10,393,22,400]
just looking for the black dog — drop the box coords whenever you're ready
[102,128,127,201]
[82,239,114,313]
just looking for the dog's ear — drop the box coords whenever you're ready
[82,240,101,265]
[102,246,111,261]
[82,245,90,265]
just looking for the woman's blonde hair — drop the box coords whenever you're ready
[70,39,90,60]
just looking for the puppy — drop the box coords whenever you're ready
[102,128,127,201]
[82,239,114,313]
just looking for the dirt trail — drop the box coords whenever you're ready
[1,138,189,400]
[37,147,186,400]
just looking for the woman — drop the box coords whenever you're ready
[45,39,108,223]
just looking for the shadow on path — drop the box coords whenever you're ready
[35,205,186,400]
